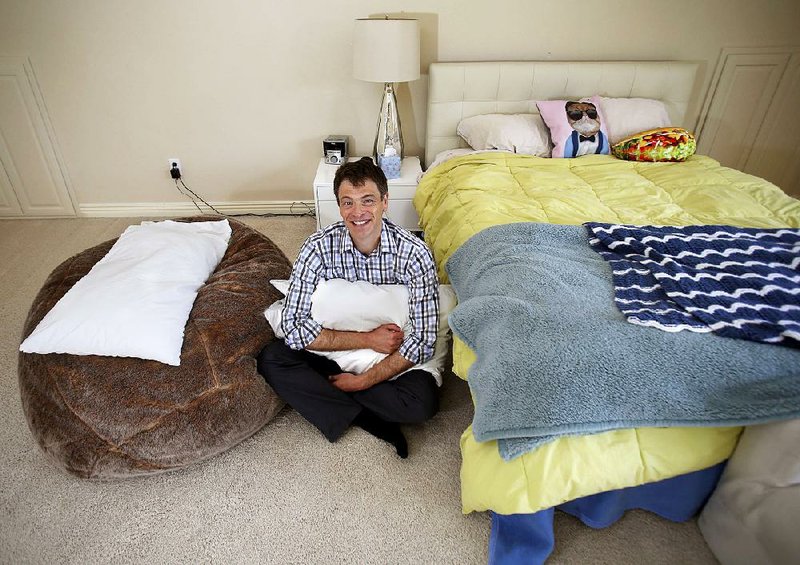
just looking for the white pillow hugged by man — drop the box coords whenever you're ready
[265,279,456,384]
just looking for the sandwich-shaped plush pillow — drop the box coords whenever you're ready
[611,127,696,162]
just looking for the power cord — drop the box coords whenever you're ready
[170,169,315,219]
[173,177,224,215]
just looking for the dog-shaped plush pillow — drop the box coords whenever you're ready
[564,101,608,157]
[537,95,610,158]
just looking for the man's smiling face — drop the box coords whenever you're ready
[337,179,388,254]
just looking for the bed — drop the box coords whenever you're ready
[413,61,800,562]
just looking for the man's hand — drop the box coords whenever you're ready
[329,351,414,393]
[366,323,404,354]
[329,372,371,392]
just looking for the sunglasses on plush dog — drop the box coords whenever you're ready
[567,108,598,120]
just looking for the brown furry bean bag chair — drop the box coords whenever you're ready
[18,217,290,479]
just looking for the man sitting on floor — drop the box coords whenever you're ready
[257,157,440,458]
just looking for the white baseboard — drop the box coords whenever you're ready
[78,200,316,218]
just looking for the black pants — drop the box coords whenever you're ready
[257,340,439,442]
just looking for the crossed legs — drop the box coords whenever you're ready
[257,340,438,456]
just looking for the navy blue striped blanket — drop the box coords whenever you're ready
[585,223,800,346]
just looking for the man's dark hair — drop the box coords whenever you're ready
[333,157,388,203]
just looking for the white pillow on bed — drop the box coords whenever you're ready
[20,219,232,366]
[598,97,672,145]
[456,113,552,157]
[265,279,456,385]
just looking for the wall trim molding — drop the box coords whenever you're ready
[78,200,316,218]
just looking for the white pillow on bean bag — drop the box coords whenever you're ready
[20,219,231,366]
[265,279,456,385]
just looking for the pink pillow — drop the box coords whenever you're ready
[536,95,610,158]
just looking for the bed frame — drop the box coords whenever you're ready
[424,61,702,167]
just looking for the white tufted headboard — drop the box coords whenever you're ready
[424,61,701,167]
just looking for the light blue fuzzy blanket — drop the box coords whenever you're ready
[445,223,800,461]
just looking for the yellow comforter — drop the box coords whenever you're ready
[414,152,800,514]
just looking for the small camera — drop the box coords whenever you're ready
[323,135,348,165]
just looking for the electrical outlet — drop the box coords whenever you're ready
[167,158,181,180]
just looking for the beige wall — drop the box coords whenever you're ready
[1,0,798,208]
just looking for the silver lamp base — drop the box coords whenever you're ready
[373,82,404,179]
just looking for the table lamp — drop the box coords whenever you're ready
[353,17,420,179]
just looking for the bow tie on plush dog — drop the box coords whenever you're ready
[579,134,596,142]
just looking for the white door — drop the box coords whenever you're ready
[697,47,800,198]
[0,56,75,217]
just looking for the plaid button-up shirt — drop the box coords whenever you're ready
[282,219,439,365]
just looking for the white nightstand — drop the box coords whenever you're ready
[313,156,423,232]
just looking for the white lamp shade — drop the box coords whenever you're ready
[353,18,420,83]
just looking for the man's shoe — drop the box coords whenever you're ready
[353,410,408,459]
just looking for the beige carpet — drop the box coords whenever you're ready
[0,215,718,564]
